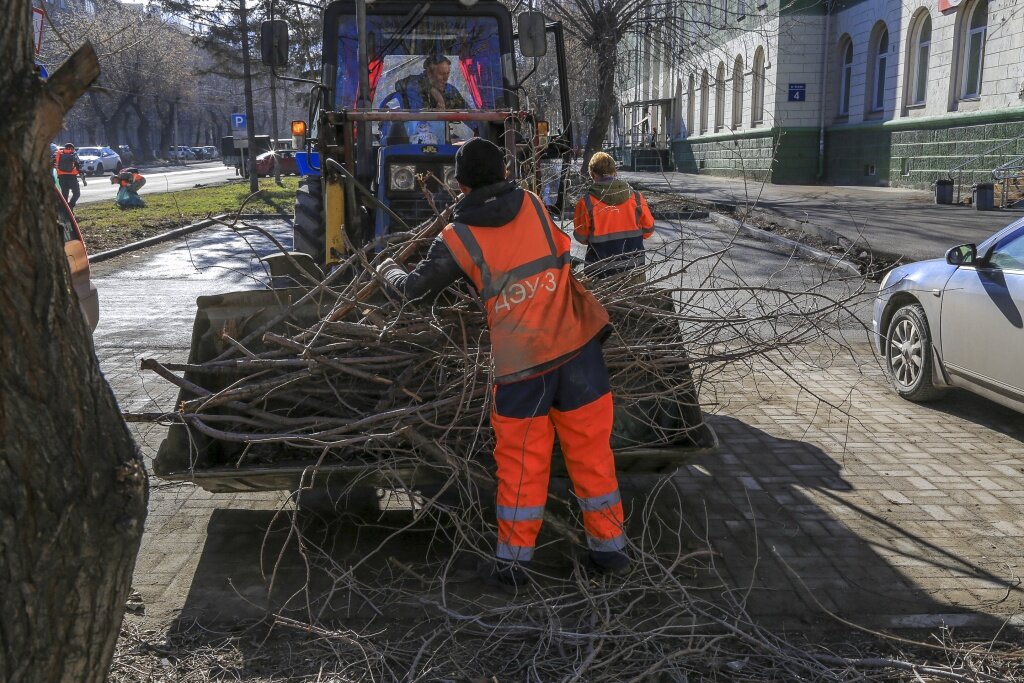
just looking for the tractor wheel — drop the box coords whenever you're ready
[293,176,325,265]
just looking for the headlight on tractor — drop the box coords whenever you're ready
[443,165,459,193]
[389,164,416,192]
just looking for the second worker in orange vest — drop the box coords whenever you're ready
[377,138,630,586]
[572,151,655,277]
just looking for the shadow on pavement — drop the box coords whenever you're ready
[678,415,1018,633]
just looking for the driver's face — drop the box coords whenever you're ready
[428,62,451,88]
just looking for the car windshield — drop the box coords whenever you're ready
[78,147,101,156]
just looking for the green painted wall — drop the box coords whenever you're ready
[671,111,1024,191]
[670,128,819,184]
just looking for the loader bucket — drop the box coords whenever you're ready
[154,287,716,493]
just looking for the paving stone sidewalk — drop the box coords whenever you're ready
[622,170,1024,263]
[101,339,1024,633]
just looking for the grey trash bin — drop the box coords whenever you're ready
[934,178,954,205]
[973,182,995,211]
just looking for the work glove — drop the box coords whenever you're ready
[375,257,405,281]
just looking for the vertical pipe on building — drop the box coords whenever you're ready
[817,0,832,179]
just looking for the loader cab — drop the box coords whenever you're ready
[323,1,518,238]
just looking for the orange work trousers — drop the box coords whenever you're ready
[490,338,626,563]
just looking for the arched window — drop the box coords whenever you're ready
[687,74,696,136]
[837,36,853,116]
[700,70,709,133]
[960,0,988,99]
[732,55,744,128]
[907,12,932,106]
[751,47,765,125]
[715,62,726,131]
[866,23,889,113]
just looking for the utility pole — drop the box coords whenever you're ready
[240,0,259,193]
[270,70,282,186]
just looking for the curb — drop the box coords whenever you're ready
[89,212,292,264]
[708,213,863,276]
[628,178,908,271]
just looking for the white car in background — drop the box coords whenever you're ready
[76,146,123,176]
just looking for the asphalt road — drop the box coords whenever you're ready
[75,161,236,205]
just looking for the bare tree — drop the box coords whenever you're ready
[0,4,147,682]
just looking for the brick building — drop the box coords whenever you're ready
[631,0,1024,189]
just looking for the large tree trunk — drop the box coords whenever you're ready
[581,21,619,173]
[0,7,148,682]
[132,97,155,161]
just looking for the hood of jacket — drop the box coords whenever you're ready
[453,180,525,227]
[588,177,633,206]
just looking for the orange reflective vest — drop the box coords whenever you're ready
[442,191,610,383]
[120,172,144,188]
[54,150,79,176]
[572,190,654,245]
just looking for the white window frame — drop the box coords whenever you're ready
[715,63,726,131]
[870,27,889,113]
[687,75,696,136]
[751,48,765,125]
[838,40,853,116]
[700,71,710,133]
[908,15,931,106]
[960,0,988,100]
[732,56,744,129]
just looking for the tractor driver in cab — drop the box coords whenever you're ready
[390,54,469,111]
[385,54,473,144]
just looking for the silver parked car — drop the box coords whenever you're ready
[873,219,1024,413]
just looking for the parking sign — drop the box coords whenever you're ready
[230,113,247,131]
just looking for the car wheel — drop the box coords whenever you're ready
[95,163,104,176]
[115,162,123,173]
[886,303,943,402]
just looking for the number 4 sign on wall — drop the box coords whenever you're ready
[33,6,46,55]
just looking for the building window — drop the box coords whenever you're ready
[732,56,744,129]
[907,13,932,106]
[867,24,889,113]
[687,74,696,136]
[751,47,765,124]
[838,37,853,116]
[736,0,746,20]
[715,62,726,131]
[700,70,709,133]
[960,0,988,99]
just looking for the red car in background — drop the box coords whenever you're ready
[255,149,299,177]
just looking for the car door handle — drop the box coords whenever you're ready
[932,289,941,297]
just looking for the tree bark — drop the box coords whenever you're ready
[0,9,148,683]
[581,16,620,173]
[132,97,155,161]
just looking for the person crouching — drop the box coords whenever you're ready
[111,168,146,209]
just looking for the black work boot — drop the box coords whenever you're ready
[589,549,631,576]
[478,558,530,587]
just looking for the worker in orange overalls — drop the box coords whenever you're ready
[54,143,85,209]
[377,138,630,586]
[572,151,655,278]
[110,168,147,208]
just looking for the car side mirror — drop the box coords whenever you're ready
[945,243,976,266]
[518,12,547,57]
[260,20,289,67]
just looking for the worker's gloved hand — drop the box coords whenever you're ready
[375,257,406,280]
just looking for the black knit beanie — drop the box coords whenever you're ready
[454,137,506,189]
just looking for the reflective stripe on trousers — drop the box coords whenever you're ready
[492,353,626,562]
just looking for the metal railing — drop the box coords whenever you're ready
[992,154,1024,208]
[947,130,1024,203]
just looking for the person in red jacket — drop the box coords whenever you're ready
[377,138,630,586]
[572,151,655,278]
